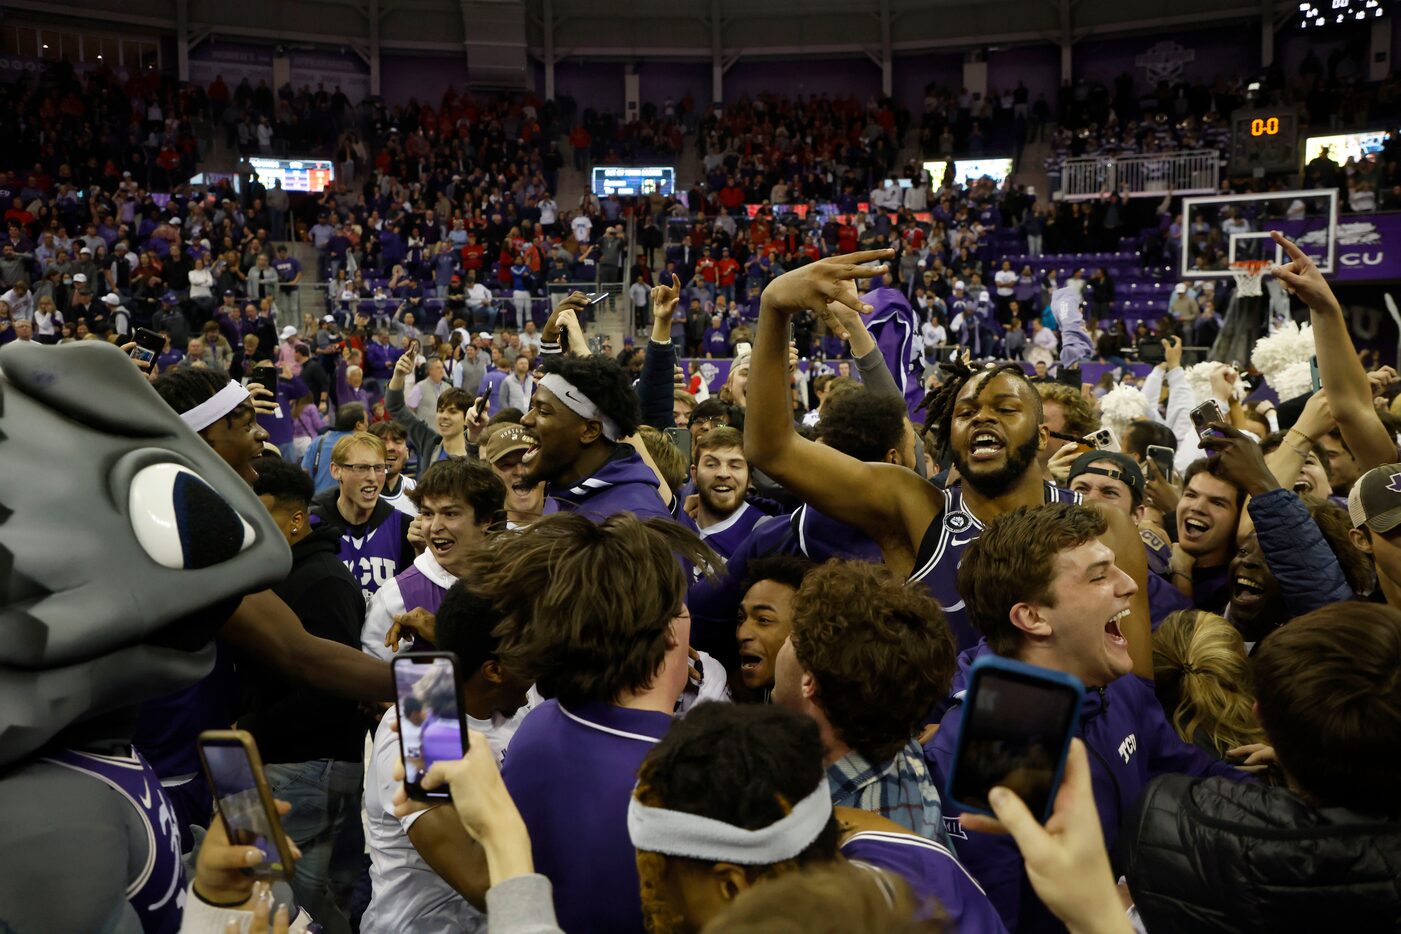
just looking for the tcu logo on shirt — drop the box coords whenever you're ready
[1118,733,1138,764]
[346,556,397,599]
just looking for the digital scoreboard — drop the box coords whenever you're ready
[590,166,675,198]
[1297,0,1391,29]
[1228,107,1301,174]
[246,157,334,193]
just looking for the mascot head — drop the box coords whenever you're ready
[0,342,290,767]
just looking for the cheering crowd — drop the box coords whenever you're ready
[1,47,1400,934]
[4,206,1397,933]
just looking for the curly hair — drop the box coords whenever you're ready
[1153,610,1265,758]
[790,560,955,765]
[540,354,641,439]
[152,366,242,428]
[409,457,507,526]
[634,704,839,934]
[467,512,715,706]
[250,456,314,510]
[816,390,907,463]
[1036,382,1100,436]
[958,503,1108,656]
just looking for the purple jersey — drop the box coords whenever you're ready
[501,699,671,934]
[842,830,1007,932]
[43,747,186,934]
[697,500,765,560]
[909,482,1080,652]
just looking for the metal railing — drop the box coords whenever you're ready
[1058,150,1220,201]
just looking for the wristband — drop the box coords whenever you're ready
[192,885,250,908]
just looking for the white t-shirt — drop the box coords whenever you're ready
[361,701,532,934]
[383,474,418,517]
[538,199,558,225]
[571,215,593,244]
[994,269,1017,296]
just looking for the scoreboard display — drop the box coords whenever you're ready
[246,157,335,193]
[1228,107,1300,175]
[591,166,675,198]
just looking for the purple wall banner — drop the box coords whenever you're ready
[1285,212,1401,284]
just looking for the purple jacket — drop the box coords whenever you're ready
[364,339,401,381]
[546,446,672,523]
[926,640,1247,933]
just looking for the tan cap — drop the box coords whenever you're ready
[1348,463,1401,533]
[481,423,535,463]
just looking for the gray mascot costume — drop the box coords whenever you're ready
[0,341,290,932]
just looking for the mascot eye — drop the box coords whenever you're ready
[130,463,256,569]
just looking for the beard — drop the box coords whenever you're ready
[953,431,1041,499]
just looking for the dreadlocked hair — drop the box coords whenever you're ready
[916,361,1038,457]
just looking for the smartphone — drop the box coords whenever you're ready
[131,327,165,367]
[584,291,610,306]
[1309,354,1321,393]
[407,339,421,359]
[1085,427,1119,453]
[1146,444,1175,482]
[945,656,1084,823]
[251,362,279,391]
[393,652,469,801]
[197,731,297,880]
[665,425,692,463]
[1189,399,1226,439]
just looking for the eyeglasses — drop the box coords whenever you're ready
[336,463,387,476]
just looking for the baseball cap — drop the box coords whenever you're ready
[72,273,87,283]
[1348,463,1401,533]
[169,216,182,226]
[954,280,965,290]
[280,325,298,340]
[1175,283,1187,294]
[1067,450,1144,501]
[160,291,178,303]
[323,314,336,323]
[101,293,121,306]
[79,247,92,255]
[481,423,536,464]
[477,331,493,341]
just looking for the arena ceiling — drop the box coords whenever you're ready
[6,0,1288,64]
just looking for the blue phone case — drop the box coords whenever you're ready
[944,655,1084,823]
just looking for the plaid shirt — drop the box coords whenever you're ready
[827,739,953,849]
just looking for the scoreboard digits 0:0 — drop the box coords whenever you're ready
[1250,116,1281,137]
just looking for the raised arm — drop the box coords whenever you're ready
[638,274,683,429]
[1272,230,1396,471]
[746,250,939,574]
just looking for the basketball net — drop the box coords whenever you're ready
[1230,260,1270,298]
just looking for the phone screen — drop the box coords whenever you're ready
[394,653,468,800]
[948,662,1082,822]
[199,737,293,878]
[252,364,279,391]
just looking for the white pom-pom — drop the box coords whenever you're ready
[1185,361,1247,403]
[1268,360,1315,402]
[1251,321,1316,381]
[1098,384,1151,437]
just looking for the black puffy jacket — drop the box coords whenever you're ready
[1123,774,1401,932]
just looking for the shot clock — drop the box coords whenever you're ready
[1228,106,1300,174]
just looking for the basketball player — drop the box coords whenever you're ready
[745,251,1150,664]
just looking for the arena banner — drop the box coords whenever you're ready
[1280,212,1401,284]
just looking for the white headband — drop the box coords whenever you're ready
[627,781,832,865]
[539,372,621,441]
[180,380,250,432]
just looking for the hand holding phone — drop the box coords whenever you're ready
[197,731,298,880]
[393,653,469,801]
[130,327,165,368]
[251,363,279,392]
[946,656,1084,823]
[1146,444,1175,483]
[1189,399,1227,440]
[1085,427,1119,453]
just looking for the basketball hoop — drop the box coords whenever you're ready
[1229,260,1270,298]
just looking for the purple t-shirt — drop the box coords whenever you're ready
[502,699,671,934]
[841,830,1007,932]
